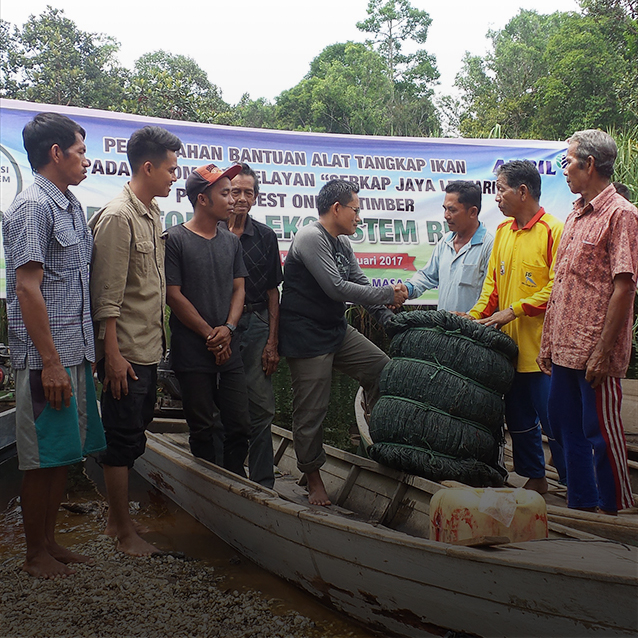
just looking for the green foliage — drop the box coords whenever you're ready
[0,9,232,126]
[455,7,637,140]
[610,126,638,202]
[0,7,127,109]
[356,0,436,88]
[123,51,232,124]
[275,42,394,135]
[357,0,439,136]
[232,94,278,129]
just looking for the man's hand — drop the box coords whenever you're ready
[537,356,552,376]
[451,311,473,319]
[262,340,280,376]
[585,344,611,389]
[214,344,232,366]
[477,307,516,329]
[387,283,408,310]
[41,361,73,410]
[104,351,138,400]
[206,325,232,353]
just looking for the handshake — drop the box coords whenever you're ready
[388,283,409,310]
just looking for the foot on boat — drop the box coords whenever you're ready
[597,508,618,516]
[306,470,332,506]
[523,477,548,494]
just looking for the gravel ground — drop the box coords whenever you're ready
[0,536,321,638]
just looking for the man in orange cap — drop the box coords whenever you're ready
[165,163,252,478]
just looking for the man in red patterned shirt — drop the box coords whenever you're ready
[538,129,637,514]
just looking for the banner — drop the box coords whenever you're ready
[0,99,574,300]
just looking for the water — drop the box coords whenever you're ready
[0,454,375,638]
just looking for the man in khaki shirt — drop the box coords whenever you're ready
[90,126,181,556]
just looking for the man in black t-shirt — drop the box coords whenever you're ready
[165,163,250,477]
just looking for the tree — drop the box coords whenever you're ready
[455,10,568,138]
[0,21,19,98]
[357,0,439,135]
[275,42,394,135]
[0,7,127,109]
[232,94,277,129]
[535,15,630,138]
[455,8,636,139]
[123,51,231,123]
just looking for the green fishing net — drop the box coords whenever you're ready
[380,358,505,432]
[368,442,505,487]
[370,395,495,463]
[368,310,516,486]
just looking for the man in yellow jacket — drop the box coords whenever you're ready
[469,160,565,493]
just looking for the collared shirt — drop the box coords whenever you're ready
[89,184,166,366]
[220,215,282,304]
[406,222,494,313]
[470,208,563,372]
[540,185,638,377]
[3,174,95,369]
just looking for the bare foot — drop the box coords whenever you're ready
[524,477,548,494]
[306,470,331,506]
[597,508,618,516]
[104,519,150,537]
[116,532,159,557]
[23,551,75,578]
[47,542,94,565]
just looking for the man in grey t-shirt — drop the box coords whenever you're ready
[165,163,251,477]
[279,179,407,505]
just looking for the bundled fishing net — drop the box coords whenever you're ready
[389,323,515,394]
[367,310,515,486]
[368,442,505,487]
[380,358,504,432]
[386,309,518,360]
[369,396,495,463]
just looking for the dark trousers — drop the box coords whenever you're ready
[98,360,157,468]
[177,368,251,478]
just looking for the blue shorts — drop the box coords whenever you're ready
[15,359,106,471]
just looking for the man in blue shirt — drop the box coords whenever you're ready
[3,113,106,578]
[402,181,493,312]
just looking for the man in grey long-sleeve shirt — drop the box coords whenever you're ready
[279,179,407,505]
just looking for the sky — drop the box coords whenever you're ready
[1,0,580,105]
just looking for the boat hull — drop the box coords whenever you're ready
[138,432,638,638]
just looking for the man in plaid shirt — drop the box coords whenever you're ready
[3,113,106,578]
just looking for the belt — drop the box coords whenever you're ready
[242,302,268,314]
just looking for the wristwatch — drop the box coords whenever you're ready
[224,322,236,334]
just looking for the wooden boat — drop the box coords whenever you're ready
[0,407,16,464]
[355,388,638,546]
[137,425,638,638]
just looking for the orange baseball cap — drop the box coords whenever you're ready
[186,163,243,205]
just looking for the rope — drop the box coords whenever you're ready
[392,356,503,398]
[380,394,494,437]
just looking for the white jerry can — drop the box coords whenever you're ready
[429,486,548,544]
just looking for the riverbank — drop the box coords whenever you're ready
[0,456,373,638]
[0,535,318,638]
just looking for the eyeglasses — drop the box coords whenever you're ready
[340,204,361,215]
